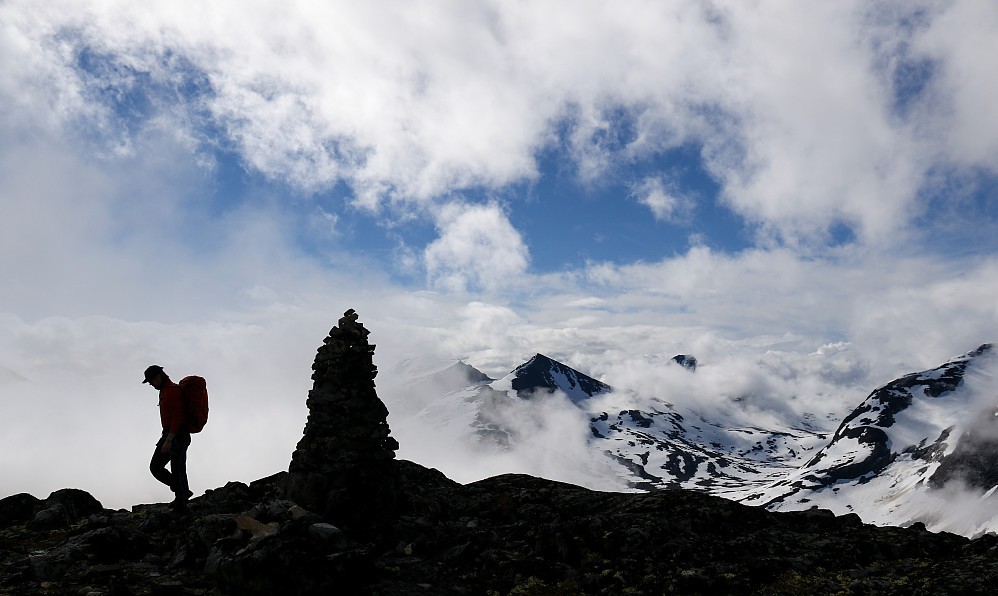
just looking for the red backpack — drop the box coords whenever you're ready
[178,376,209,433]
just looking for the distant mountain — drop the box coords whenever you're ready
[0,365,29,385]
[387,345,998,536]
[388,353,614,450]
[400,358,492,397]
[671,354,698,370]
[590,407,827,497]
[740,344,998,535]
[393,352,826,494]
[493,353,612,403]
[585,350,832,497]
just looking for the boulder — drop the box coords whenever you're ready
[0,493,40,528]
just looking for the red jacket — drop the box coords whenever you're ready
[159,381,186,434]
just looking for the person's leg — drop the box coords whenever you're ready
[149,435,174,488]
[170,432,193,504]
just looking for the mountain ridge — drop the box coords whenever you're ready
[391,344,998,536]
[7,460,998,595]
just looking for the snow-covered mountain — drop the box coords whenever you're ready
[591,406,828,497]
[385,344,998,536]
[387,353,611,449]
[741,343,998,535]
[492,353,612,403]
[389,352,826,491]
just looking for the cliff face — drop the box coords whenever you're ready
[4,315,998,595]
[286,309,400,529]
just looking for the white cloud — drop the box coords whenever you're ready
[576,245,998,380]
[631,176,691,222]
[699,3,920,246]
[424,202,530,293]
[0,4,91,132]
[913,1,998,169]
[4,0,990,245]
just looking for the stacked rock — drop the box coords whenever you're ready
[286,309,400,529]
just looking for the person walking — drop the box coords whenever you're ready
[143,365,193,512]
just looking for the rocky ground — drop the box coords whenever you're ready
[3,459,998,595]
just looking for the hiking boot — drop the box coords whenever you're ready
[170,489,193,511]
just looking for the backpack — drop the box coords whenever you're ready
[178,376,209,433]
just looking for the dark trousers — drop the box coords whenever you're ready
[150,431,191,499]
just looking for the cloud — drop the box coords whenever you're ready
[696,4,920,247]
[384,381,633,492]
[4,0,990,246]
[424,202,530,293]
[912,1,998,169]
[631,176,692,222]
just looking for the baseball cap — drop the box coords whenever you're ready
[142,365,164,384]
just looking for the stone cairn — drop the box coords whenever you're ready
[286,309,400,530]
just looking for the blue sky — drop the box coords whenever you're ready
[2,0,997,507]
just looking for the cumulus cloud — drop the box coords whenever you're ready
[424,202,530,293]
[3,0,991,245]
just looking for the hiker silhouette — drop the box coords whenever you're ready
[143,365,193,512]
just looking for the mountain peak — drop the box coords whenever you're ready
[507,353,611,403]
[672,354,698,370]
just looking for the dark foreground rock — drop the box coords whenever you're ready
[3,461,998,595]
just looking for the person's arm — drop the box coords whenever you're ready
[161,386,185,451]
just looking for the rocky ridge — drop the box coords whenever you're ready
[6,463,998,595]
